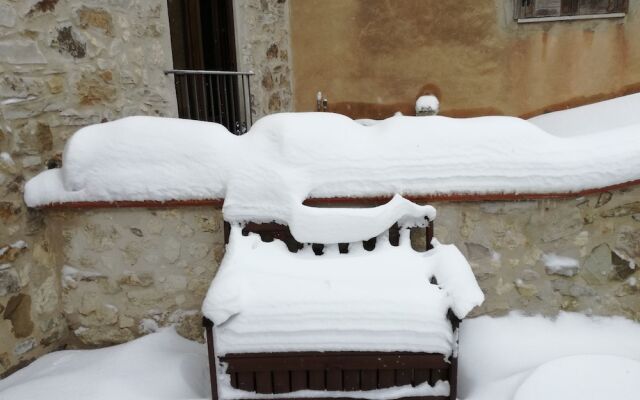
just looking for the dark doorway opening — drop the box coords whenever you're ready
[167,0,252,133]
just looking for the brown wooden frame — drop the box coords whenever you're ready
[205,219,460,400]
[515,0,628,20]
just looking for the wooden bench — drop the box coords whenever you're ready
[204,220,460,400]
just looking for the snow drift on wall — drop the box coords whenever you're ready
[24,104,640,241]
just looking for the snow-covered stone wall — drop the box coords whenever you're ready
[16,184,636,357]
[429,186,640,319]
[0,0,177,376]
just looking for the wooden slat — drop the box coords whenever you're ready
[237,372,254,391]
[230,372,238,388]
[228,397,449,400]
[448,357,458,400]
[389,223,400,246]
[222,352,448,372]
[273,370,290,393]
[343,370,360,391]
[308,370,325,390]
[360,370,377,390]
[431,368,447,385]
[396,369,413,386]
[255,371,272,394]
[312,243,324,255]
[413,368,429,386]
[290,370,307,391]
[326,369,342,390]
[426,220,434,251]
[378,369,395,388]
[363,237,376,251]
[204,323,218,399]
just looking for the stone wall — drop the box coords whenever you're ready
[428,186,640,319]
[0,0,177,375]
[26,185,638,362]
[233,0,294,119]
[49,207,224,346]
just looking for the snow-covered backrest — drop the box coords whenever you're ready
[226,218,435,255]
[205,217,484,328]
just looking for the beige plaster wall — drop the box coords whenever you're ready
[290,0,640,119]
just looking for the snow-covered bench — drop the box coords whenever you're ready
[202,218,483,400]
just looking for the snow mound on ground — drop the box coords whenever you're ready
[24,112,640,242]
[203,226,483,355]
[513,355,640,400]
[2,313,640,399]
[0,328,210,400]
[459,312,640,400]
[528,92,640,137]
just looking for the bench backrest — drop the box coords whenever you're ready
[223,220,434,254]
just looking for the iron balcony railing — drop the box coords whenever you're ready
[165,69,254,135]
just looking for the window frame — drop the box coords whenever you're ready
[514,0,628,23]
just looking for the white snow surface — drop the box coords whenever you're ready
[415,95,439,114]
[290,194,435,243]
[528,92,640,137]
[541,253,579,276]
[24,112,640,241]
[2,313,640,400]
[0,328,210,400]
[459,312,640,400]
[513,355,640,400]
[203,226,483,356]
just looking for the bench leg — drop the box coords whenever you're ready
[448,355,458,400]
[447,310,460,400]
[204,318,218,400]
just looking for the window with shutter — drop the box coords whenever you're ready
[515,0,628,22]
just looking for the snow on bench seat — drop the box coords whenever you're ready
[202,226,483,356]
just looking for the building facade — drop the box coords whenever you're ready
[1,0,639,376]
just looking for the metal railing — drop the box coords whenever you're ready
[165,69,254,135]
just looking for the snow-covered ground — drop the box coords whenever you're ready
[1,312,639,400]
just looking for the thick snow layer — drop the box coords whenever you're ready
[513,355,640,400]
[24,112,640,241]
[459,312,640,400]
[203,226,483,355]
[290,195,435,243]
[528,93,640,137]
[0,328,210,400]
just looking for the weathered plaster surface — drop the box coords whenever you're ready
[290,0,640,118]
